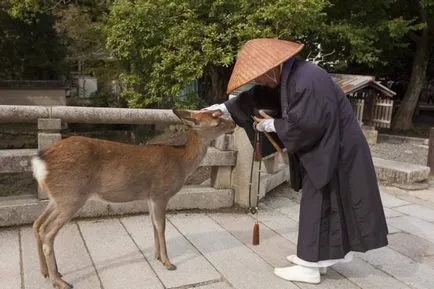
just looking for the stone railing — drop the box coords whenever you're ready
[0,105,181,124]
[0,105,290,226]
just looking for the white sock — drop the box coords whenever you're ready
[286,255,328,274]
[274,265,321,284]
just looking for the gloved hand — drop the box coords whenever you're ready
[254,118,276,132]
[253,110,276,132]
[201,103,230,118]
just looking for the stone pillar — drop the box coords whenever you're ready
[38,118,62,149]
[37,118,62,199]
[211,133,234,189]
[262,153,279,174]
[362,125,378,145]
[211,166,232,189]
[230,126,259,208]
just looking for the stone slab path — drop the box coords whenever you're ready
[2,183,434,289]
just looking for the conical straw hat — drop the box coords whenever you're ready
[227,38,304,94]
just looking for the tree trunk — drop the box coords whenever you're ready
[209,66,231,104]
[392,12,432,131]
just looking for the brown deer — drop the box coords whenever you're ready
[31,109,235,289]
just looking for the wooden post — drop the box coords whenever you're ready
[368,89,377,127]
[37,118,62,199]
[428,127,434,175]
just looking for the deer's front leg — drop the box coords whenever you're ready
[150,199,176,270]
[153,225,161,261]
[148,200,161,261]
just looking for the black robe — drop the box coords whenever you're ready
[224,59,388,262]
[223,85,304,191]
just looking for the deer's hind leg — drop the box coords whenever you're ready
[33,200,56,278]
[39,198,86,289]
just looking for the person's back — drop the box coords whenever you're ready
[294,60,368,149]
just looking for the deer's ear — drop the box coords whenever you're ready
[172,109,199,127]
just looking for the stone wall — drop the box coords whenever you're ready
[0,89,66,106]
[0,124,37,149]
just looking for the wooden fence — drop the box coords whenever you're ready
[348,90,394,129]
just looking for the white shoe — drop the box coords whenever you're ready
[319,267,328,275]
[274,265,321,284]
[286,255,328,275]
[286,254,298,263]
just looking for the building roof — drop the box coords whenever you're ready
[331,74,396,97]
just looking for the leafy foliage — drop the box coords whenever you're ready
[105,0,328,108]
[54,4,106,63]
[0,8,67,79]
[2,0,111,80]
[311,0,423,71]
[2,0,434,132]
[105,0,432,109]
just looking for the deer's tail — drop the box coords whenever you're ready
[31,150,49,189]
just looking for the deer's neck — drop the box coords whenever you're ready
[182,129,210,169]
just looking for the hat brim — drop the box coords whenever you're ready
[227,38,304,94]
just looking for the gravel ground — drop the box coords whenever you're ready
[370,141,428,165]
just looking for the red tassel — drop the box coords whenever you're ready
[254,142,262,161]
[252,223,260,245]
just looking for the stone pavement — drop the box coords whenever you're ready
[1,183,434,289]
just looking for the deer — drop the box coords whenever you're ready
[31,109,235,289]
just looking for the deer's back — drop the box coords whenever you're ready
[39,136,189,202]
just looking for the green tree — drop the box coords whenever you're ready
[390,0,434,131]
[106,0,427,111]
[4,0,111,78]
[54,4,108,74]
[299,0,432,132]
[312,0,417,70]
[0,8,67,79]
[105,0,328,108]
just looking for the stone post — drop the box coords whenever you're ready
[211,133,235,189]
[362,126,378,146]
[428,127,434,175]
[230,126,259,208]
[262,153,279,174]
[37,118,62,199]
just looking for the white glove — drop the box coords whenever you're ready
[255,119,276,132]
[203,103,230,117]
